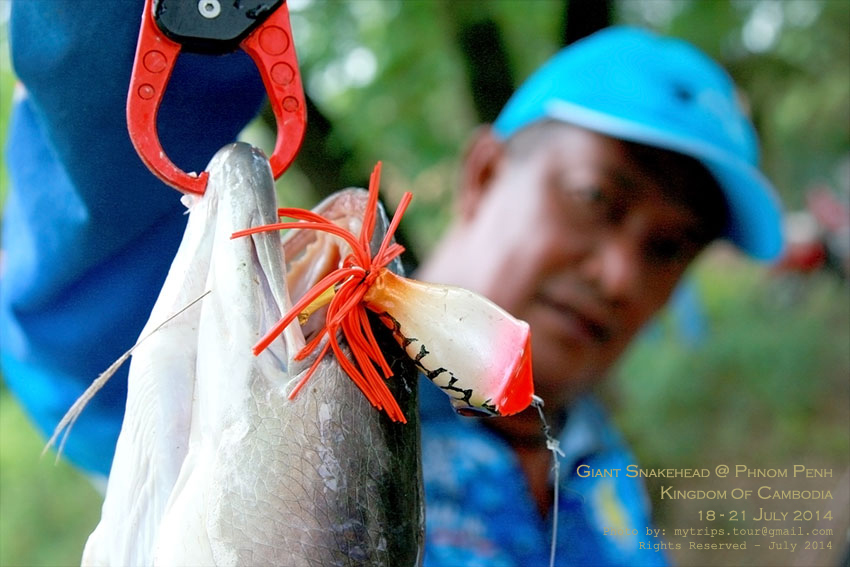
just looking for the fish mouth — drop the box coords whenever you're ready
[279,188,388,342]
[207,143,294,363]
[248,226,291,357]
[215,144,391,367]
[247,203,363,349]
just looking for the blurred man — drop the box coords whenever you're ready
[415,27,782,565]
[1,3,782,565]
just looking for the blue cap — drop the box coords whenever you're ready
[493,26,784,260]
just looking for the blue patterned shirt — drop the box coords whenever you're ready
[420,382,669,567]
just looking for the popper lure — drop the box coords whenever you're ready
[232,163,534,422]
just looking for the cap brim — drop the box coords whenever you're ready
[544,100,784,261]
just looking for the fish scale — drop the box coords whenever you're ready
[200,341,421,566]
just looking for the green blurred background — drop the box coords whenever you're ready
[1,1,848,566]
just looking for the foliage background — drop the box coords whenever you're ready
[1,1,848,566]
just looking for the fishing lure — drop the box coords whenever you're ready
[232,163,534,422]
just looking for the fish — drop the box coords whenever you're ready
[82,142,423,566]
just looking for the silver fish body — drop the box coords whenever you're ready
[84,143,422,566]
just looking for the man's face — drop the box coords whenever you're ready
[434,124,715,407]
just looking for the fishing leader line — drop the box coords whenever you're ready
[531,394,565,567]
[44,290,212,461]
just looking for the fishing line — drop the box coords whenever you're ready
[43,290,212,461]
[532,394,565,567]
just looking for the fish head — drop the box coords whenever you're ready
[200,144,403,384]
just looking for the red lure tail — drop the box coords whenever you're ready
[231,163,413,422]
